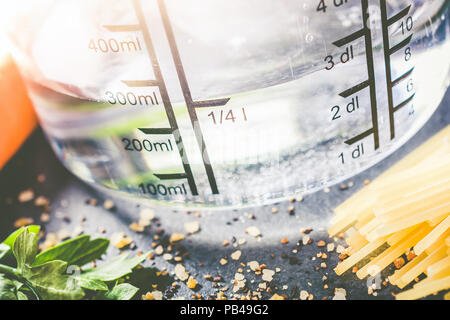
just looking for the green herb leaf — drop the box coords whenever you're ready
[33,235,109,267]
[2,225,147,300]
[24,260,85,300]
[80,252,147,282]
[12,229,38,272]
[2,225,40,248]
[11,229,84,300]
[0,275,18,300]
[12,279,24,291]
[0,243,9,262]
[33,235,90,266]
[104,283,139,300]
[1,226,40,263]
[17,291,28,300]
[75,277,108,291]
[70,238,109,267]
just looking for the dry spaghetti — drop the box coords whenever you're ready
[329,125,450,300]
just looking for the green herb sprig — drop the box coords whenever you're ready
[0,226,147,300]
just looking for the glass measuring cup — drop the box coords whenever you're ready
[3,0,449,208]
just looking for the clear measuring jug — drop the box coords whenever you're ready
[3,0,449,208]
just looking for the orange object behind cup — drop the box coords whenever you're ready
[0,53,36,170]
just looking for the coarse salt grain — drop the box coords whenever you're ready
[327,243,335,252]
[155,245,164,255]
[18,189,34,202]
[163,253,173,261]
[245,226,261,237]
[231,250,242,261]
[13,217,34,228]
[302,235,310,245]
[184,221,200,234]
[129,222,145,232]
[187,276,197,289]
[333,288,347,300]
[174,264,189,281]
[336,245,346,254]
[300,290,309,300]
[34,196,49,207]
[247,261,259,271]
[234,273,245,281]
[170,233,185,243]
[262,269,275,282]
[103,199,115,210]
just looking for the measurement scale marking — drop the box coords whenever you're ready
[103,24,141,32]
[157,0,224,195]
[387,5,411,26]
[138,128,173,135]
[103,0,200,196]
[345,128,373,146]
[339,80,370,98]
[132,0,199,195]
[380,0,414,140]
[394,93,415,112]
[121,80,159,87]
[333,29,365,47]
[389,34,413,55]
[192,98,231,108]
[154,173,188,180]
[337,0,380,150]
[392,67,415,87]
[361,0,379,150]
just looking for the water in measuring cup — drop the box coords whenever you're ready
[7,0,450,207]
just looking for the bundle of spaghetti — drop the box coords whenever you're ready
[328,125,450,300]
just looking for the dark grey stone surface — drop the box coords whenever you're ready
[0,89,448,300]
